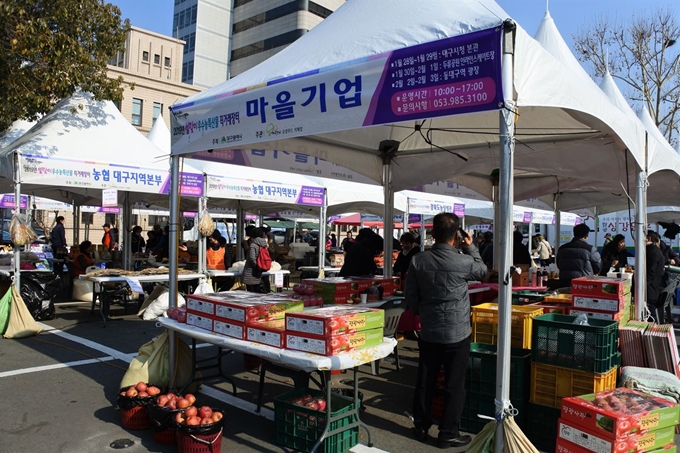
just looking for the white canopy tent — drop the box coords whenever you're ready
[167,1,674,448]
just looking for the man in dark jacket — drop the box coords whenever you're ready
[556,224,601,287]
[647,231,668,323]
[405,212,487,448]
[338,232,383,277]
[50,216,67,254]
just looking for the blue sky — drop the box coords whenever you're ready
[110,0,676,50]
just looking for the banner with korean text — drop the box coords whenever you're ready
[206,175,324,207]
[19,155,204,197]
[171,27,503,155]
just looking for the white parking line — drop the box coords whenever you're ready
[0,356,116,378]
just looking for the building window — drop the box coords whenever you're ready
[181,32,196,54]
[234,0,255,7]
[80,212,93,225]
[153,102,163,123]
[131,98,143,126]
[105,214,117,226]
[108,51,125,68]
[142,51,149,62]
[309,2,333,19]
[154,54,160,64]
[182,60,194,83]
[164,57,171,67]
[231,29,306,61]
[175,4,198,32]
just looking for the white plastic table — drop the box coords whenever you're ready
[158,317,396,452]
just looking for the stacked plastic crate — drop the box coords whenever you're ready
[526,307,620,450]
[448,303,542,433]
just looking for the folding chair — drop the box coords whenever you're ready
[371,299,406,375]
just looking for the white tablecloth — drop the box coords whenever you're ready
[159,317,397,373]
[80,273,205,283]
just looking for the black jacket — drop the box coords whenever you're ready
[393,247,420,278]
[339,239,377,277]
[646,243,666,303]
[599,243,629,275]
[556,238,601,287]
[50,223,67,248]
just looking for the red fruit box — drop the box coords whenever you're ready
[319,292,359,305]
[186,296,217,316]
[284,327,384,356]
[571,276,632,299]
[285,306,384,336]
[246,319,285,348]
[190,293,303,324]
[568,308,628,322]
[572,293,631,314]
[557,418,675,453]
[366,276,401,296]
[556,439,677,453]
[212,318,245,340]
[301,277,373,294]
[561,388,680,440]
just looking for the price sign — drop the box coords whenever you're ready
[274,272,283,288]
[125,277,144,294]
[102,189,118,207]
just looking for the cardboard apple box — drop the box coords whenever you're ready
[570,276,632,299]
[284,327,383,356]
[285,306,384,336]
[246,319,285,348]
[557,418,675,453]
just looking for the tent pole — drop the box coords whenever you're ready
[555,203,561,252]
[635,136,648,320]
[380,140,397,279]
[198,194,207,275]
[419,217,425,252]
[495,20,516,453]
[527,221,532,255]
[123,192,132,270]
[404,197,410,238]
[594,207,599,248]
[72,199,77,246]
[167,154,181,385]
[236,202,244,261]
[13,152,21,289]
[492,184,500,271]
[317,189,327,277]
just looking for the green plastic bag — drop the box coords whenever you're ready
[0,287,11,335]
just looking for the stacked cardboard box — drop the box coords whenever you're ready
[185,292,304,347]
[556,388,679,453]
[301,277,400,304]
[569,276,632,323]
[284,306,384,356]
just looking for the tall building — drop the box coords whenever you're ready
[107,26,203,134]
[173,0,345,88]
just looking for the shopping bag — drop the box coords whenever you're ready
[0,287,12,335]
[4,285,43,338]
[120,331,200,393]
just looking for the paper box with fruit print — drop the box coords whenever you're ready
[189,293,303,324]
[560,388,679,439]
[284,327,384,356]
[557,418,675,453]
[285,306,384,337]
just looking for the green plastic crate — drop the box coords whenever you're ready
[274,388,358,453]
[531,314,619,373]
[525,402,561,452]
[431,343,530,434]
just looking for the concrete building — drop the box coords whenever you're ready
[107,26,203,134]
[174,0,345,88]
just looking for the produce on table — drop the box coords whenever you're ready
[166,305,187,322]
[290,394,327,411]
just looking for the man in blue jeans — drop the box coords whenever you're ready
[405,212,487,448]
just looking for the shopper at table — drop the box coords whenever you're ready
[71,241,94,277]
[243,227,269,293]
[405,212,486,448]
[599,234,628,275]
[532,234,552,266]
[206,230,230,270]
[145,230,158,251]
[101,223,118,252]
[647,231,667,323]
[50,216,68,257]
[130,226,145,254]
[556,224,601,287]
[513,230,532,266]
[393,232,420,280]
[338,230,383,277]
[341,231,355,252]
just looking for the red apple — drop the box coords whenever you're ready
[147,386,161,396]
[198,406,213,419]
[177,398,190,409]
[166,399,177,410]
[200,417,214,425]
[184,406,198,418]
[175,412,185,424]
[211,412,223,422]
[186,416,201,426]
[138,391,148,397]
[157,395,169,407]
[305,401,319,410]
[125,388,138,398]
[185,394,196,405]
[119,391,126,397]
[135,382,148,392]
[166,393,177,400]
[315,398,327,411]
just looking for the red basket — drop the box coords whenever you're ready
[177,428,223,453]
[153,428,176,445]
[121,404,152,430]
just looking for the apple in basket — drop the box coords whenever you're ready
[315,398,327,411]
[211,412,223,422]
[177,398,191,409]
[157,395,170,407]
[185,393,196,405]
[200,418,214,425]
[184,406,198,418]
[175,413,185,424]
[147,386,161,396]
[198,406,213,419]
[186,416,201,426]
[135,382,148,392]
[166,399,177,410]
[125,388,138,398]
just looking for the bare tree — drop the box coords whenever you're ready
[573,7,680,145]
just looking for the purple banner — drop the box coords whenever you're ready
[295,186,325,207]
[454,203,466,217]
[99,207,121,214]
[0,194,28,209]
[523,211,532,223]
[160,172,204,197]
[408,214,422,223]
[365,27,503,126]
